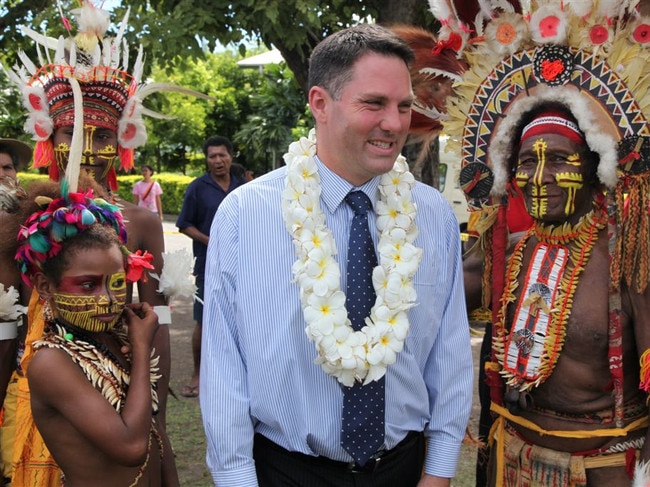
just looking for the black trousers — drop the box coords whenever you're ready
[253,431,425,487]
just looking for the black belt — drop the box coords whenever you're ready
[255,430,423,474]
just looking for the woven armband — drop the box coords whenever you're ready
[153,305,172,325]
[639,349,650,392]
[0,319,21,340]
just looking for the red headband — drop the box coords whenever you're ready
[520,110,585,145]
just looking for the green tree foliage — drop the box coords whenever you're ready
[0,0,435,177]
[118,0,435,93]
[234,63,308,175]
[137,52,259,175]
[136,52,307,176]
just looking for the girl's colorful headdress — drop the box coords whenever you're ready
[14,182,152,287]
[4,1,208,192]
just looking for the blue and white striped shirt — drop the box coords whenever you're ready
[200,158,473,486]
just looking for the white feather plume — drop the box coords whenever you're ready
[149,249,198,302]
[633,460,650,487]
[429,0,454,22]
[597,0,619,17]
[493,0,515,12]
[20,26,59,51]
[101,37,110,67]
[55,35,66,64]
[565,0,593,18]
[17,51,38,76]
[5,63,26,86]
[121,37,129,72]
[0,284,27,321]
[113,7,131,52]
[35,42,45,67]
[64,78,84,193]
[478,0,493,18]
[69,41,77,68]
[132,45,144,83]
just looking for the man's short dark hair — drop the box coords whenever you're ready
[203,136,234,157]
[308,23,414,100]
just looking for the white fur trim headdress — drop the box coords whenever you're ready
[428,0,650,204]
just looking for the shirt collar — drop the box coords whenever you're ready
[313,155,381,215]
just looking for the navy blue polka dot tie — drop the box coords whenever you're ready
[341,191,385,466]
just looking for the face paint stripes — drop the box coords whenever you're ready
[54,125,118,181]
[52,272,127,332]
[555,168,584,216]
[530,138,548,219]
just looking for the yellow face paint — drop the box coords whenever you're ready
[515,171,529,189]
[52,272,127,332]
[566,153,581,166]
[54,125,118,181]
[555,157,584,216]
[528,138,548,219]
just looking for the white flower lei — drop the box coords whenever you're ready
[281,129,422,386]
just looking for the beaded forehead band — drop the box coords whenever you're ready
[520,110,585,145]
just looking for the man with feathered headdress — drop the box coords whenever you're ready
[417,0,650,485]
[0,2,207,484]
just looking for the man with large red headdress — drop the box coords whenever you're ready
[421,0,650,485]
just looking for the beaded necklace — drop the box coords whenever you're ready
[493,206,607,391]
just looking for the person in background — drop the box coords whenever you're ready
[230,162,247,181]
[200,23,473,487]
[0,139,31,180]
[176,135,247,398]
[133,164,164,221]
[0,138,31,485]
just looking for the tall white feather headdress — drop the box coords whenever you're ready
[4,1,210,193]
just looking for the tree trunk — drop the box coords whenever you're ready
[378,0,428,26]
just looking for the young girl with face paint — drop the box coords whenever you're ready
[13,186,176,487]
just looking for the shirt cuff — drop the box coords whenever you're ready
[213,465,258,487]
[423,435,463,479]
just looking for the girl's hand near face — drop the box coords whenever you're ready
[123,302,158,353]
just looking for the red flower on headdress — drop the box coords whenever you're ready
[539,15,560,38]
[633,24,650,44]
[126,250,154,283]
[541,59,565,82]
[431,32,463,55]
[590,25,609,45]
